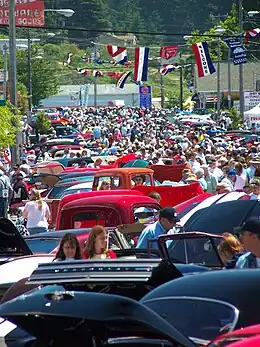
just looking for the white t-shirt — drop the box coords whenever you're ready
[24,200,50,228]
[249,193,260,201]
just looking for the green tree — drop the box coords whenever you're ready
[17,82,29,114]
[16,49,60,106]
[0,104,22,147]
[35,112,51,134]
[67,0,110,45]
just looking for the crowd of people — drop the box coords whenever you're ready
[0,106,259,270]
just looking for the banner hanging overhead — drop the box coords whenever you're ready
[224,38,247,65]
[192,42,216,78]
[0,0,45,27]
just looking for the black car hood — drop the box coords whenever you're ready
[0,218,32,261]
[0,287,195,347]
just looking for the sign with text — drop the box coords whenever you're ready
[139,85,152,109]
[244,91,260,108]
[0,0,45,27]
[225,38,247,65]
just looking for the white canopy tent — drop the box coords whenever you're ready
[244,103,260,129]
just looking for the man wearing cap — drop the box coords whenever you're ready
[136,207,179,249]
[235,217,260,268]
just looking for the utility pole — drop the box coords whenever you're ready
[160,58,165,108]
[3,44,7,100]
[179,51,183,110]
[9,0,20,166]
[239,0,244,119]
[216,38,221,118]
[227,48,232,110]
[93,44,97,107]
[27,29,32,114]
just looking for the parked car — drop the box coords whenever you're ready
[56,194,161,230]
[0,219,53,301]
[1,266,260,347]
[24,227,130,255]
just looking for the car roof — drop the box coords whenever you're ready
[61,194,159,210]
[95,168,154,175]
[24,228,91,239]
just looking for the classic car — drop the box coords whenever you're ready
[2,267,260,347]
[24,227,130,255]
[0,218,53,300]
[140,269,260,343]
[92,167,155,190]
[181,198,260,235]
[0,289,196,347]
[209,324,260,346]
[56,194,161,230]
[92,167,203,207]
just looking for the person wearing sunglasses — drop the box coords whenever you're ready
[235,217,260,268]
[136,207,179,249]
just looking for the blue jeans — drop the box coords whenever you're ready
[28,227,48,235]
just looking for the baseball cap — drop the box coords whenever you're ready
[227,169,236,176]
[234,217,260,236]
[159,207,180,222]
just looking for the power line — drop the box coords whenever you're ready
[0,24,243,38]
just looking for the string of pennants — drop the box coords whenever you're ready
[65,28,260,88]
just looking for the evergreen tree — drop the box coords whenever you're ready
[66,0,110,46]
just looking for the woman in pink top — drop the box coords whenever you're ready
[23,188,51,234]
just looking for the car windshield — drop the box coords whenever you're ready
[25,238,60,253]
[48,185,73,199]
[166,236,222,267]
[143,297,238,342]
[61,187,92,198]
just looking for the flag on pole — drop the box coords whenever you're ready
[93,70,103,77]
[158,64,176,76]
[160,46,179,60]
[4,147,11,164]
[192,42,216,78]
[107,45,128,65]
[245,28,260,43]
[116,71,131,89]
[133,47,149,82]
[77,68,89,75]
[65,53,73,65]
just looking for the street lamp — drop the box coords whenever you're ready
[215,25,226,118]
[248,11,260,17]
[44,9,75,18]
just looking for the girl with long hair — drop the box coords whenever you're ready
[22,188,51,234]
[218,232,244,269]
[84,225,116,259]
[54,233,82,261]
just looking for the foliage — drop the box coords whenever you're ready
[225,107,243,129]
[16,48,60,106]
[17,82,29,114]
[35,112,51,134]
[0,103,22,147]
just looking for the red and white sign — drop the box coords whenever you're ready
[0,0,44,27]
[160,46,179,60]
